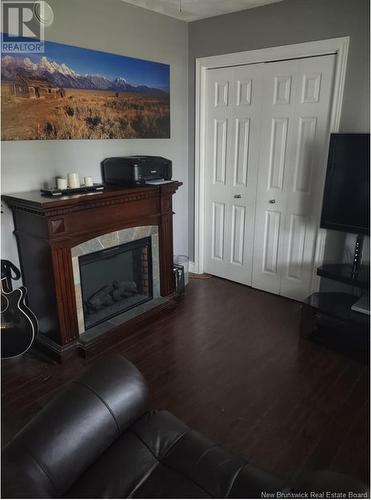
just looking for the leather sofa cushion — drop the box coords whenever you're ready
[2,356,149,499]
[66,410,282,498]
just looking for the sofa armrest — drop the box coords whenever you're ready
[2,354,148,498]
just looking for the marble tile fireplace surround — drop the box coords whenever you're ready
[3,182,181,361]
[72,225,161,337]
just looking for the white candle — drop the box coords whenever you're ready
[84,176,93,187]
[56,177,67,190]
[68,173,80,189]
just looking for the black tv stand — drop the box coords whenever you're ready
[301,263,369,342]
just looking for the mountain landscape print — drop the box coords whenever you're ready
[1,38,170,140]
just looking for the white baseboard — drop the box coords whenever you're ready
[189,261,198,274]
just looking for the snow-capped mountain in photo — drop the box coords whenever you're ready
[1,55,167,94]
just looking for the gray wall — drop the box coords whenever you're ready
[188,0,370,261]
[1,0,189,269]
[2,0,369,271]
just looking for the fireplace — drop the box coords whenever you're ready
[79,237,153,331]
[3,181,181,361]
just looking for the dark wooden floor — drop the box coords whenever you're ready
[2,277,369,485]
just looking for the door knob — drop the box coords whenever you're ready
[269,199,276,204]
[234,194,242,199]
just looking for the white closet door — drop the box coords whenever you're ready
[252,55,336,300]
[203,65,264,285]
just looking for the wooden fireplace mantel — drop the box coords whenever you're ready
[3,182,182,361]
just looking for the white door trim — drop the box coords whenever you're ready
[194,37,349,295]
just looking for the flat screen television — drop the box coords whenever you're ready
[320,133,370,235]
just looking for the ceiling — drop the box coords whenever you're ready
[120,0,284,22]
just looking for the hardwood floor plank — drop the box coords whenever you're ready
[330,399,369,482]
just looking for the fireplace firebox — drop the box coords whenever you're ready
[79,237,153,330]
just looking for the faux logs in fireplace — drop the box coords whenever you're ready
[79,237,153,331]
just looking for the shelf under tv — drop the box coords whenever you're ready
[305,292,368,326]
[301,262,369,343]
[317,263,369,290]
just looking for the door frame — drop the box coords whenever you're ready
[193,37,349,295]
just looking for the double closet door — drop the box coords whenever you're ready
[203,55,336,301]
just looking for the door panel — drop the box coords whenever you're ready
[286,214,307,280]
[252,60,295,294]
[204,65,264,285]
[236,79,252,106]
[293,117,317,193]
[252,55,336,300]
[213,119,227,184]
[233,118,250,187]
[273,76,292,105]
[212,202,225,260]
[279,55,336,300]
[268,118,289,191]
[215,81,229,107]
[231,204,246,265]
[263,210,281,275]
[301,73,321,103]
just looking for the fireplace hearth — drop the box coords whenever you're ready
[80,237,153,330]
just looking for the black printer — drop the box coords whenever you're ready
[101,156,172,186]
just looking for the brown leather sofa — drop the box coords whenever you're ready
[2,355,368,498]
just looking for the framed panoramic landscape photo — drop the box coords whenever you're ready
[1,39,170,140]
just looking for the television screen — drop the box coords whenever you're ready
[320,133,370,235]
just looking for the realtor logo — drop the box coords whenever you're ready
[1,1,45,53]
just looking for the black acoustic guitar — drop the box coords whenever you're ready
[1,276,39,360]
